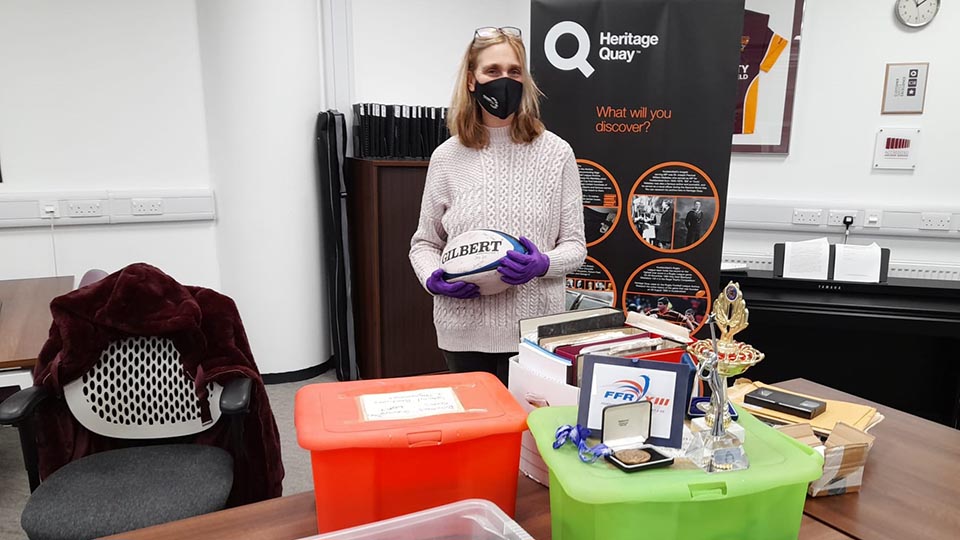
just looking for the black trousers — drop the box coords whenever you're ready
[441,350,513,387]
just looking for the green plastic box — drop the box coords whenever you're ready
[527,406,823,540]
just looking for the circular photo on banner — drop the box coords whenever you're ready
[565,256,617,310]
[578,159,622,247]
[628,162,719,253]
[622,259,710,335]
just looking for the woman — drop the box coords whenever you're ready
[409,26,586,386]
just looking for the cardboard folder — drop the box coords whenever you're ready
[729,381,878,436]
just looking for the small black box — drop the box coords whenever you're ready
[601,402,674,473]
[744,387,826,419]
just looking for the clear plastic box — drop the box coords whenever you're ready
[306,499,533,540]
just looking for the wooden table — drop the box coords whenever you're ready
[779,378,960,540]
[0,276,73,370]
[105,473,849,540]
[106,378,959,540]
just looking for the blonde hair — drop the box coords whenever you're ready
[448,32,545,149]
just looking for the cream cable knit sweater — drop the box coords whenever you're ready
[409,126,587,353]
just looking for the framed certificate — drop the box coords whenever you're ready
[577,354,692,448]
[881,63,929,115]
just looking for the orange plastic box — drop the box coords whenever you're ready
[295,372,528,533]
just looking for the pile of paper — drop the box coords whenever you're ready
[728,381,884,436]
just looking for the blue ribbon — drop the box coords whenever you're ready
[554,424,612,463]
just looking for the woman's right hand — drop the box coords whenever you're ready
[426,269,480,299]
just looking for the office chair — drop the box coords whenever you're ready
[0,336,252,540]
[0,266,257,540]
[77,268,108,288]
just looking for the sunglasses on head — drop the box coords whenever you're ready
[474,26,522,41]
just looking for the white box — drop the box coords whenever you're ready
[517,340,570,383]
[508,356,579,485]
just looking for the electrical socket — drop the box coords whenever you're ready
[792,208,823,225]
[39,200,60,219]
[828,210,858,227]
[131,198,163,216]
[863,209,882,228]
[67,200,103,217]
[919,212,951,231]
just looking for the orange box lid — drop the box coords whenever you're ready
[295,372,528,450]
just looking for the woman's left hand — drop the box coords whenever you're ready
[498,236,550,285]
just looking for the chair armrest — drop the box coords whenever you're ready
[220,378,252,415]
[0,386,50,425]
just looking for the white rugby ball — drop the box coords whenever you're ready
[440,229,527,296]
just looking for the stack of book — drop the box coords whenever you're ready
[508,307,698,485]
[517,308,693,387]
[352,103,451,159]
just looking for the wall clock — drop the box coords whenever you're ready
[895,0,940,28]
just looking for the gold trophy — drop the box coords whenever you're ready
[686,282,764,472]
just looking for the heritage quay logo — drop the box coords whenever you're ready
[544,20,662,78]
[544,21,595,77]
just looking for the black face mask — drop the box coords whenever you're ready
[472,77,523,120]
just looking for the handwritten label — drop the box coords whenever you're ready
[359,387,464,422]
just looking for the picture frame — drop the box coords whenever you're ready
[873,127,921,170]
[881,63,929,115]
[577,353,692,448]
[731,0,806,154]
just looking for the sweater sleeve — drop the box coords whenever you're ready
[409,155,449,290]
[543,146,587,278]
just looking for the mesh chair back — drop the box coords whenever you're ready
[63,337,222,439]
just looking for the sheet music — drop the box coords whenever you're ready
[833,243,882,283]
[782,237,830,280]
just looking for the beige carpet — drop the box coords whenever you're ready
[0,370,337,539]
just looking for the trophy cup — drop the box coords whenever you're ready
[686,281,764,472]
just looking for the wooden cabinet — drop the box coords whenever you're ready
[347,159,446,379]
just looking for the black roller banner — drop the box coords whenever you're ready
[532,0,744,338]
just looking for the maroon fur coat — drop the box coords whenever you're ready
[33,263,284,506]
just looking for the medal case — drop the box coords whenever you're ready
[602,401,674,472]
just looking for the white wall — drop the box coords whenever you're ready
[0,0,220,287]
[0,0,210,189]
[724,1,960,261]
[351,0,531,107]
[728,2,958,207]
[347,0,960,266]
[196,0,327,375]
[1,0,328,376]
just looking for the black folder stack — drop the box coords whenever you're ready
[352,103,451,159]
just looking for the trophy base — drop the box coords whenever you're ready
[686,431,749,473]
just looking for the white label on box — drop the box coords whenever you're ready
[358,387,464,421]
[589,363,677,438]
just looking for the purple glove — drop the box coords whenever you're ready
[498,237,550,286]
[426,268,480,299]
